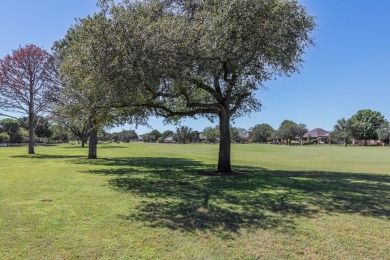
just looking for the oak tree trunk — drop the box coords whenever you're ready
[88,129,98,159]
[81,137,85,148]
[217,110,232,173]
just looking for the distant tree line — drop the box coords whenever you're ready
[330,109,389,146]
[2,108,389,148]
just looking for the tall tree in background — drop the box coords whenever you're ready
[349,109,385,145]
[203,126,220,144]
[296,123,308,145]
[0,44,57,154]
[377,120,390,147]
[162,130,174,139]
[91,0,316,173]
[231,127,249,143]
[175,126,192,144]
[0,118,26,143]
[52,111,91,147]
[54,14,148,158]
[330,118,351,146]
[277,120,300,145]
[250,124,275,143]
[18,116,52,141]
[54,23,105,157]
[142,130,162,143]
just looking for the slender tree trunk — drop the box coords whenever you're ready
[218,110,232,173]
[88,129,98,159]
[344,139,347,147]
[28,88,35,154]
[28,111,35,154]
[81,136,85,148]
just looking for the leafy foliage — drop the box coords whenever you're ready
[377,120,390,145]
[175,126,193,144]
[250,123,275,143]
[77,0,316,172]
[330,118,352,146]
[203,126,220,143]
[142,130,162,143]
[0,118,25,143]
[277,120,302,145]
[349,109,385,143]
[0,132,10,143]
[57,0,315,171]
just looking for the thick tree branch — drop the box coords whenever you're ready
[230,92,251,115]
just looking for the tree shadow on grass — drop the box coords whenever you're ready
[79,157,390,235]
[12,154,84,159]
[63,144,128,149]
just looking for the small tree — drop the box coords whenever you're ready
[231,127,248,143]
[143,130,162,143]
[277,120,300,145]
[249,123,274,143]
[296,123,308,145]
[176,126,192,144]
[0,44,57,154]
[19,116,52,142]
[349,109,385,145]
[331,118,351,146]
[190,131,200,143]
[203,126,220,144]
[117,130,138,142]
[50,123,70,143]
[162,130,174,139]
[377,120,390,147]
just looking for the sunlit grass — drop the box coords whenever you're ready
[1,143,389,259]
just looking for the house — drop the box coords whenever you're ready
[164,136,175,143]
[199,133,207,143]
[234,132,250,143]
[303,128,330,144]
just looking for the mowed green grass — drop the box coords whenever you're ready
[1,143,389,259]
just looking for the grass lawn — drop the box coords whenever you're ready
[1,143,389,259]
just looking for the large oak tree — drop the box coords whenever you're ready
[67,0,315,172]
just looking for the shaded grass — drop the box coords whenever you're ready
[1,143,390,259]
[82,157,390,232]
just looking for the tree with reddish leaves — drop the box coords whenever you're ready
[0,44,57,154]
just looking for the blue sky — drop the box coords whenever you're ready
[1,0,389,134]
